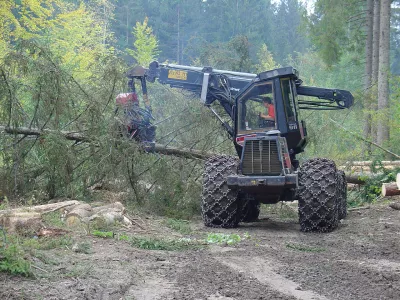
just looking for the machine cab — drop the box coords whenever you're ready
[235,67,305,154]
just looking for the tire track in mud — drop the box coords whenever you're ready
[219,256,329,300]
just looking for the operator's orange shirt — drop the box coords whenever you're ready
[269,105,275,119]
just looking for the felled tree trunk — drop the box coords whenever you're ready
[0,125,212,160]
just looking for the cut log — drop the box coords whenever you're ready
[65,203,93,226]
[0,200,80,216]
[397,173,400,190]
[381,183,400,197]
[0,212,42,234]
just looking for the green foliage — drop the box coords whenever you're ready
[92,230,114,238]
[306,0,364,67]
[206,233,243,246]
[127,17,159,65]
[359,166,400,203]
[255,44,280,72]
[0,244,31,277]
[164,218,192,235]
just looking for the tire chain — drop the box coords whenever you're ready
[337,170,347,220]
[297,158,339,233]
[201,155,241,228]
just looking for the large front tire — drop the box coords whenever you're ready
[297,158,339,233]
[202,155,240,228]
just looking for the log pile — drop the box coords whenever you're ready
[0,200,133,234]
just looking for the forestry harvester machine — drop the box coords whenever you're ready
[118,62,353,233]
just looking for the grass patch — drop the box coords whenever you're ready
[92,230,114,238]
[286,242,325,253]
[164,218,192,234]
[206,233,249,246]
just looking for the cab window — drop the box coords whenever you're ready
[238,81,275,134]
[281,78,296,122]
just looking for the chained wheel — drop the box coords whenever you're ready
[337,170,347,220]
[202,155,241,228]
[240,192,260,222]
[297,158,339,233]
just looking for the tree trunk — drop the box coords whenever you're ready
[371,0,380,142]
[363,0,374,153]
[377,0,390,147]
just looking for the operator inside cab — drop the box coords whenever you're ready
[258,96,275,128]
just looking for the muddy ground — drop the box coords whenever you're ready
[1,201,400,300]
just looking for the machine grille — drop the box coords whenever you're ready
[242,139,282,175]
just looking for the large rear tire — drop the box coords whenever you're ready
[297,158,339,233]
[202,155,241,228]
[337,170,347,220]
[240,193,260,222]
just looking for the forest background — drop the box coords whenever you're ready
[1,0,399,217]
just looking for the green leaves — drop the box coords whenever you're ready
[206,233,244,246]
[0,244,31,277]
[127,17,160,66]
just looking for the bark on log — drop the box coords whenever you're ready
[381,183,400,197]
[346,175,367,185]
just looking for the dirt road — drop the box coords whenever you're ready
[1,203,400,300]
